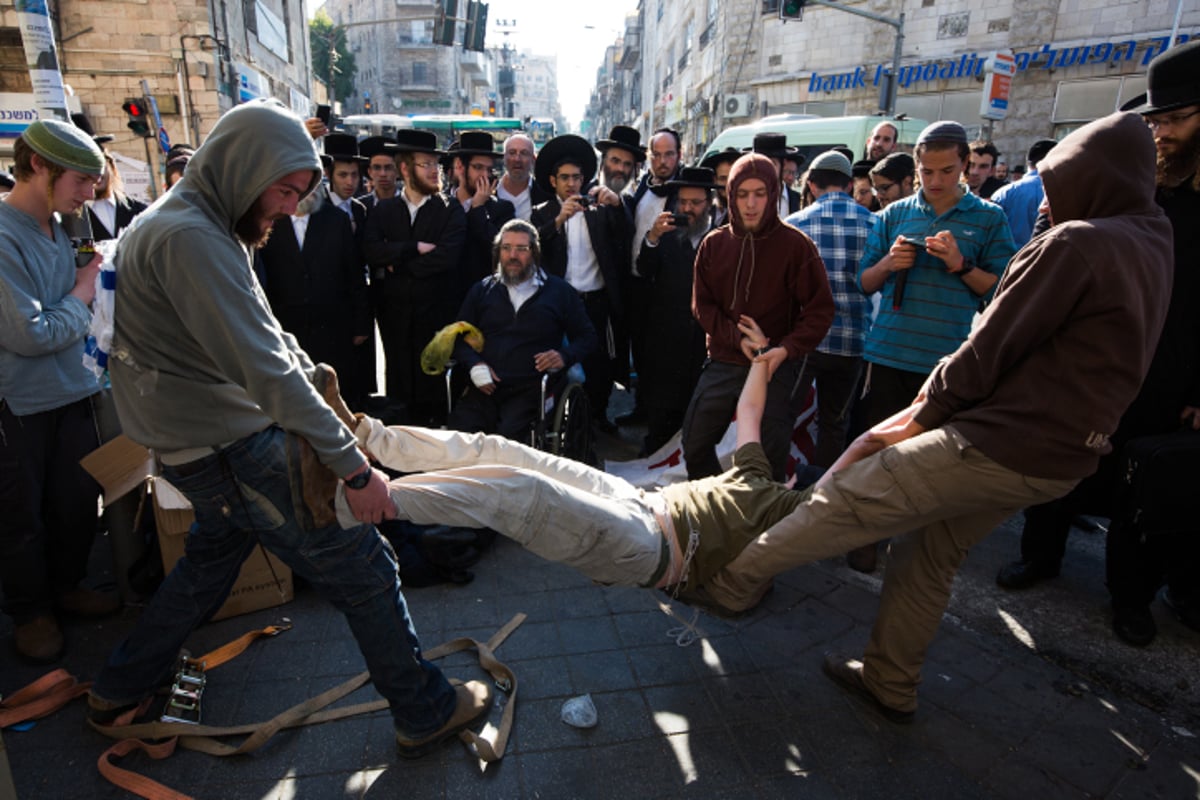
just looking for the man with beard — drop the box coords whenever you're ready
[996,41,1200,646]
[86,150,147,240]
[532,135,628,435]
[497,133,550,221]
[258,182,370,407]
[89,101,488,757]
[865,121,899,161]
[634,167,717,455]
[682,153,834,481]
[364,130,466,426]
[700,147,741,227]
[595,124,644,194]
[446,219,598,440]
[447,131,515,296]
[620,128,680,428]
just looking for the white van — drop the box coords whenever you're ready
[699,114,928,167]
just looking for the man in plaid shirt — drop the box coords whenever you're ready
[784,151,876,467]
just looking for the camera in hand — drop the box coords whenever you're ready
[575,195,592,208]
[900,236,927,250]
[670,213,690,227]
[60,208,96,268]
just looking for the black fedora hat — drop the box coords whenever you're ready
[323,133,367,165]
[358,136,393,160]
[1121,40,1200,115]
[453,130,501,158]
[71,112,113,146]
[746,132,798,160]
[665,166,717,190]
[534,134,597,195]
[386,128,445,156]
[699,146,742,170]
[439,141,460,171]
[595,125,646,162]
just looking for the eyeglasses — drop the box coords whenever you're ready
[412,161,439,171]
[1144,109,1200,130]
[499,244,531,254]
[555,173,584,183]
[872,181,897,194]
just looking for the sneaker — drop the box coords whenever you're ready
[821,651,915,724]
[56,587,121,619]
[1112,603,1157,647]
[395,680,492,759]
[995,560,1059,591]
[13,615,64,664]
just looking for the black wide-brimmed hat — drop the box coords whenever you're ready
[71,112,113,146]
[453,130,501,158]
[358,136,393,160]
[595,125,646,162]
[665,166,717,190]
[534,134,597,195]
[386,129,445,156]
[699,146,741,170]
[1121,40,1200,115]
[745,132,798,161]
[323,133,367,165]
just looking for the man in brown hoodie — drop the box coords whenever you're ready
[701,112,1174,723]
[682,153,834,481]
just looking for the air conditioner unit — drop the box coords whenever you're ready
[724,93,752,118]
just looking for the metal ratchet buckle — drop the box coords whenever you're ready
[161,649,206,724]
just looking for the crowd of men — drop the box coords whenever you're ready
[0,40,1196,755]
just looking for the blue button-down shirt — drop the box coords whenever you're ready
[991,168,1043,248]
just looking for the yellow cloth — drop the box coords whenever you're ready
[420,321,485,375]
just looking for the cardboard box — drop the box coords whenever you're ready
[82,435,293,621]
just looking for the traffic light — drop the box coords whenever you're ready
[780,0,805,21]
[364,98,372,112]
[122,98,152,138]
[434,0,457,46]
[488,99,496,115]
[463,0,488,53]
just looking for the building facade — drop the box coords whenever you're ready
[588,0,1200,165]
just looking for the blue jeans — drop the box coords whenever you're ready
[92,426,457,738]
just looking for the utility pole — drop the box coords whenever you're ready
[495,18,517,118]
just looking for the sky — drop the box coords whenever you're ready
[309,0,638,131]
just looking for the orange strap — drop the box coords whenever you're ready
[0,668,92,729]
[189,622,292,670]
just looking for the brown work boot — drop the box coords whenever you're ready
[312,363,358,430]
[821,651,914,724]
[395,680,492,759]
[56,587,121,619]
[14,615,64,664]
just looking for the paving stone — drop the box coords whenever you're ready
[590,737,679,797]
[628,642,700,688]
[518,748,605,799]
[642,683,725,734]
[507,655,575,700]
[703,673,785,726]
[557,615,622,654]
[565,649,636,693]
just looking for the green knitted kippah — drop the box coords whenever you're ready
[22,119,104,176]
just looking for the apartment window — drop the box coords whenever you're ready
[413,61,429,84]
[762,0,780,14]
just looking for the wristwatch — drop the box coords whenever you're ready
[957,260,977,278]
[345,469,371,491]
[753,345,771,357]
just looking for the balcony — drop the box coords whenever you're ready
[460,48,486,75]
[620,25,641,68]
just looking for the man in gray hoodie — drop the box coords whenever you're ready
[89,100,488,758]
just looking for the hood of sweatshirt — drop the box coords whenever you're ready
[1039,112,1160,225]
[726,153,782,238]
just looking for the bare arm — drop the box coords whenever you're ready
[734,315,778,449]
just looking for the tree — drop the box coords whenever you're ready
[310,10,357,102]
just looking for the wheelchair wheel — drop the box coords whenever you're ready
[548,382,592,462]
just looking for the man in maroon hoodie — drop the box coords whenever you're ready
[681,153,834,481]
[701,112,1174,723]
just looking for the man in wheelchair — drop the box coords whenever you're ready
[445,219,598,450]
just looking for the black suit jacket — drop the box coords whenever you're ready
[531,197,628,317]
[87,194,147,241]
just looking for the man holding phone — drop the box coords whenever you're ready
[847,121,1015,572]
[448,131,514,300]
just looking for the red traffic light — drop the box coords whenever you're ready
[122,98,152,138]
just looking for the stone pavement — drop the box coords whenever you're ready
[2,418,1199,799]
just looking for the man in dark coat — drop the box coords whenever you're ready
[634,166,716,455]
[748,133,802,217]
[363,130,465,425]
[446,131,515,302]
[258,185,370,406]
[531,135,628,433]
[86,151,147,240]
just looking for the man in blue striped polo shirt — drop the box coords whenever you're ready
[848,121,1017,572]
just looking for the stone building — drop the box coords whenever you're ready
[589,0,1200,165]
[0,0,314,186]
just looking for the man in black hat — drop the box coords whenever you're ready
[446,131,515,298]
[363,130,466,425]
[531,134,628,434]
[634,166,717,454]
[748,133,802,217]
[357,136,400,211]
[621,128,683,427]
[997,41,1200,647]
[595,124,645,194]
[322,133,369,233]
[700,147,741,227]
